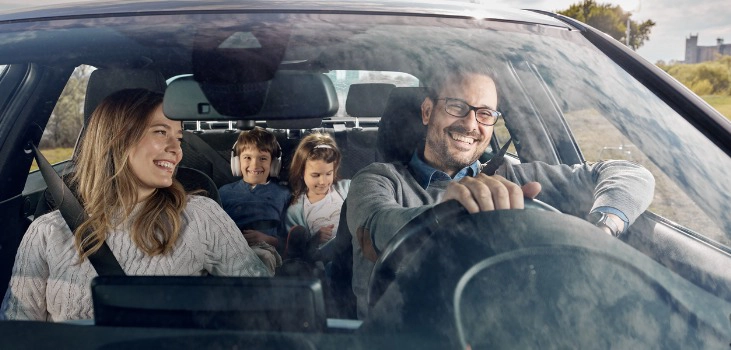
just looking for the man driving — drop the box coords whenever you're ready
[346,68,655,319]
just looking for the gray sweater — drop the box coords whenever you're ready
[347,160,655,318]
[1,195,270,322]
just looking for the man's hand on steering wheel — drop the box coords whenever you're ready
[441,174,542,213]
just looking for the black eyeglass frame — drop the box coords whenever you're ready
[435,97,502,126]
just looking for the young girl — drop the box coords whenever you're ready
[286,133,349,252]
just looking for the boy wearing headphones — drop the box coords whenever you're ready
[219,127,291,252]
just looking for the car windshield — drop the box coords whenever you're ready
[1,3,730,348]
[15,10,718,241]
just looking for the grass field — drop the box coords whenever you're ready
[30,147,74,172]
[702,95,731,120]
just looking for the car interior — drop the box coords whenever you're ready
[0,6,729,348]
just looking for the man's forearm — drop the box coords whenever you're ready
[499,160,655,226]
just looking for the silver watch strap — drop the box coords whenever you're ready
[596,213,621,237]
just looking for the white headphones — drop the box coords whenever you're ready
[230,139,282,178]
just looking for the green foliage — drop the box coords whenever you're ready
[557,0,655,50]
[690,79,714,95]
[659,55,731,96]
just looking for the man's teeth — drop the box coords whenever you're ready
[450,133,475,144]
[155,161,174,169]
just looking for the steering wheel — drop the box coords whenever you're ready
[367,198,560,310]
[360,208,716,349]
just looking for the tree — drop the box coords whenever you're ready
[557,0,656,50]
[40,65,94,149]
[659,55,731,96]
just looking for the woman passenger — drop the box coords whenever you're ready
[0,88,270,322]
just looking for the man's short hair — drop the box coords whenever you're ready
[424,63,497,100]
[235,126,280,158]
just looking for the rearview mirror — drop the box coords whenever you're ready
[163,71,339,121]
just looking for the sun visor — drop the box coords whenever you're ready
[164,72,339,121]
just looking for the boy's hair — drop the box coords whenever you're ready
[235,126,281,158]
[288,132,341,203]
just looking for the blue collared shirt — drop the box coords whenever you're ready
[409,151,481,189]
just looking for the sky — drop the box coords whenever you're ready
[0,0,728,64]
[496,0,731,63]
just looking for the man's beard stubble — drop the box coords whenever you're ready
[424,124,485,174]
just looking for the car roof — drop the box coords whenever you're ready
[0,0,572,30]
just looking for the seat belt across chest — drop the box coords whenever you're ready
[30,142,125,276]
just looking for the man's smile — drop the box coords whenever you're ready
[449,131,479,145]
[447,127,483,149]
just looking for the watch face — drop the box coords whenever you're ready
[589,211,604,224]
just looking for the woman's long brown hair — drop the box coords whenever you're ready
[71,88,187,261]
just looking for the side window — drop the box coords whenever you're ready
[491,117,517,158]
[32,64,95,171]
[563,108,726,245]
[501,58,726,246]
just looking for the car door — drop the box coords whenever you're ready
[0,62,76,292]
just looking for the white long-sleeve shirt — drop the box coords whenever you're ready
[1,195,270,322]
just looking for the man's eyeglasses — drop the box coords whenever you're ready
[436,97,502,126]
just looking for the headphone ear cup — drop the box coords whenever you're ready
[231,150,241,177]
[269,156,282,178]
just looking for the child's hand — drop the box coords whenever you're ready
[317,224,335,243]
[243,229,267,246]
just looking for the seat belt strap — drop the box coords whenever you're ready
[480,137,512,176]
[30,142,125,276]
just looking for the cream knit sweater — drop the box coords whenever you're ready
[0,195,270,322]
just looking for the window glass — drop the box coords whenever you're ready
[14,12,727,245]
[563,107,726,245]
[32,64,95,171]
[491,117,517,157]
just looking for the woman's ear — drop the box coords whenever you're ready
[421,98,433,126]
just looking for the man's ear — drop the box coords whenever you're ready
[421,98,433,126]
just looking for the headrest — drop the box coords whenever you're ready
[163,71,339,122]
[377,87,429,163]
[84,68,167,124]
[345,83,396,118]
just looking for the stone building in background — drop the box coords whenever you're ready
[685,34,731,63]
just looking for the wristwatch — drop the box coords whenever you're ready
[590,211,621,237]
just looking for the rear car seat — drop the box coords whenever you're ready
[376,87,429,162]
[164,71,340,189]
[327,86,427,318]
[335,83,395,178]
